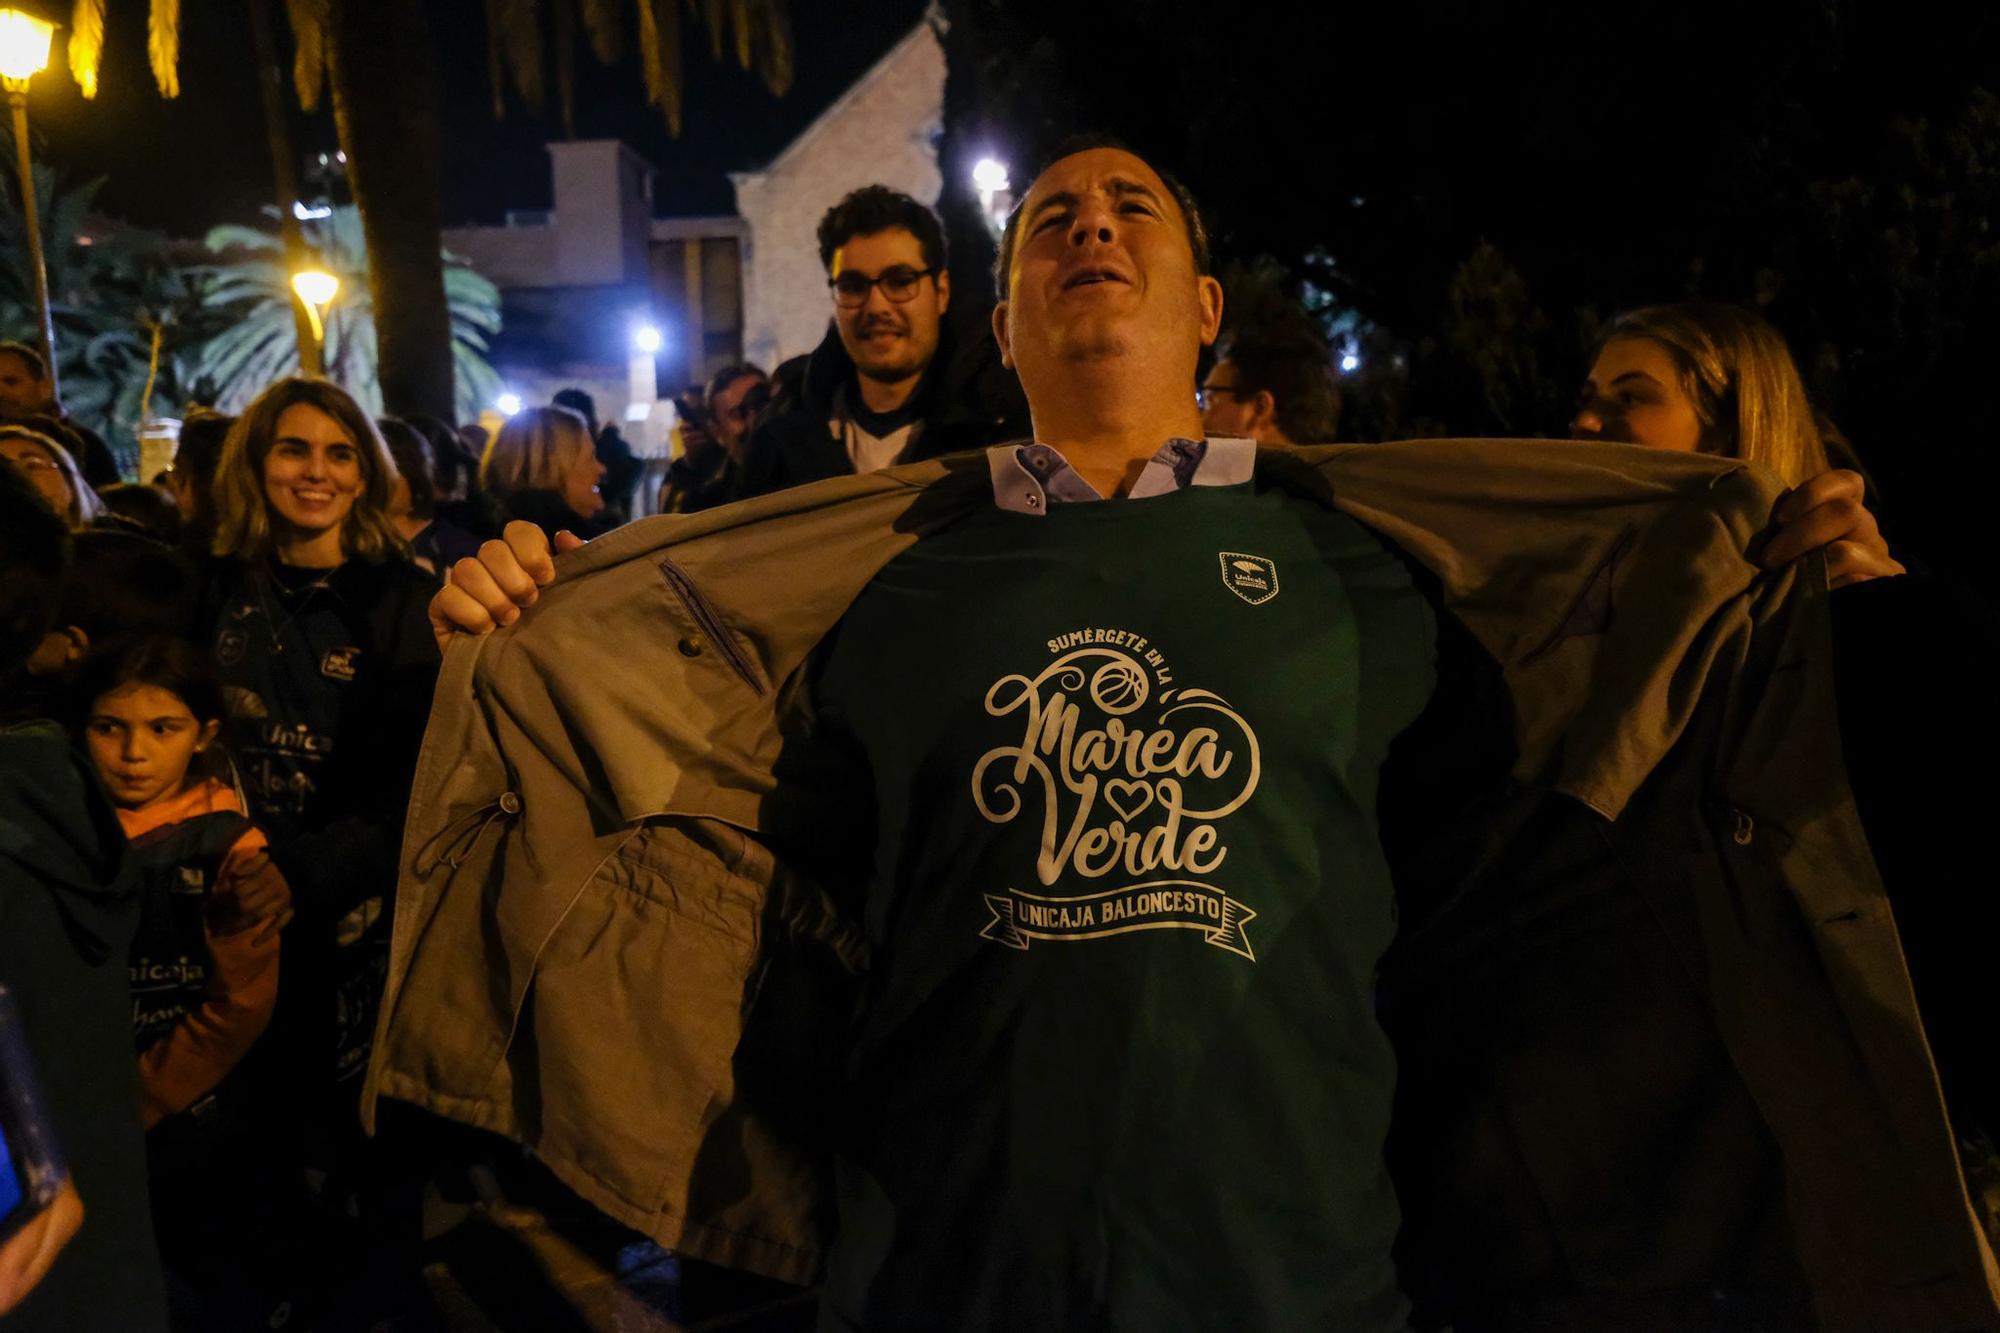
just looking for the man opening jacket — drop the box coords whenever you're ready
[364,434,1999,1330]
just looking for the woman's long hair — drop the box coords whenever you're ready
[479,405,593,496]
[0,424,105,530]
[1599,303,1830,488]
[210,378,405,562]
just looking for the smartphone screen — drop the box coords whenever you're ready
[0,1113,25,1227]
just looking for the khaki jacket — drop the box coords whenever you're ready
[363,438,2000,1324]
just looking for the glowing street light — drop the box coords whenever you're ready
[1,6,60,404]
[1340,352,1360,374]
[633,324,663,354]
[290,267,339,376]
[971,157,1010,195]
[496,392,523,416]
[972,154,1014,240]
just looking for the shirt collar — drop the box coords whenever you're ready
[985,437,1256,514]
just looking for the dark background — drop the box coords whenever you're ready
[26,0,2000,576]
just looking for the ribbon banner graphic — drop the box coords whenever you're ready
[980,880,1257,961]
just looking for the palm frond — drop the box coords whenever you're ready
[552,0,577,137]
[577,0,620,63]
[69,0,106,98]
[148,0,181,98]
[483,0,507,116]
[284,0,328,111]
[754,0,792,96]
[500,0,546,116]
[700,0,725,61]
[639,0,682,135]
[731,0,751,69]
[195,206,499,418]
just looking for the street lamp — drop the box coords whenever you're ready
[0,6,59,405]
[290,267,339,376]
[972,155,1013,239]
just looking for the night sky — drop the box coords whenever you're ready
[29,0,931,236]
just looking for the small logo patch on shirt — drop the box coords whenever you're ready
[1219,553,1279,605]
[320,646,362,681]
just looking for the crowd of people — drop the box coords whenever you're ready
[1,135,1994,1333]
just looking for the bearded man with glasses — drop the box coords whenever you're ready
[737,186,1029,498]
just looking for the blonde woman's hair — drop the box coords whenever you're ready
[479,405,593,495]
[211,377,406,562]
[0,425,104,530]
[1601,303,1831,488]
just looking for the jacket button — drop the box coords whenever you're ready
[677,637,703,658]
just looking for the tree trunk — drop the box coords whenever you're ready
[325,0,456,421]
[245,0,322,375]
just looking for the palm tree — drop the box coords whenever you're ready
[286,0,795,421]
[0,122,224,465]
[67,0,793,423]
[196,203,502,421]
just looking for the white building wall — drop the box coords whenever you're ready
[730,22,945,371]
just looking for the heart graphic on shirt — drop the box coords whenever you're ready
[1103,780,1155,823]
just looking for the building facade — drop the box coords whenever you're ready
[440,17,944,438]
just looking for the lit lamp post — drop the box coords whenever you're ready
[972,156,1013,239]
[0,5,59,403]
[290,267,339,377]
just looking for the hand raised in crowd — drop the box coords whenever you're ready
[0,1178,82,1316]
[212,848,295,944]
[1758,469,1906,588]
[428,520,584,653]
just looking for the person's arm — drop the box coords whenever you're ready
[0,1178,82,1316]
[134,829,281,1128]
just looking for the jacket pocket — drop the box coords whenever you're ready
[657,558,769,696]
[504,819,764,1223]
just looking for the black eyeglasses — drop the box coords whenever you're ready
[829,266,935,309]
[1196,383,1252,411]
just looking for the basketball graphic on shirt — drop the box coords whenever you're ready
[973,638,1262,961]
[1089,659,1149,715]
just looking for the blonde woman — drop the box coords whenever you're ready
[0,423,106,530]
[1572,302,1903,587]
[199,377,437,1153]
[479,404,608,541]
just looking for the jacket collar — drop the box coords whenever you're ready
[521,439,1779,829]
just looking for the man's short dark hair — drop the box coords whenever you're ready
[0,463,70,680]
[0,340,46,380]
[1220,320,1343,443]
[817,186,947,276]
[377,416,438,517]
[994,134,1214,296]
[704,362,767,404]
[55,531,194,656]
[552,388,599,438]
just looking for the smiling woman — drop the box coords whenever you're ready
[193,377,441,1179]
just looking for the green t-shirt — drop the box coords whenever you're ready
[811,480,1436,1330]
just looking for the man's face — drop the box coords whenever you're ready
[708,371,768,459]
[993,148,1222,399]
[0,352,51,417]
[829,228,949,387]
[1199,358,1274,441]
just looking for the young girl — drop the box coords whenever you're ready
[76,636,295,1329]
[77,637,286,1125]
